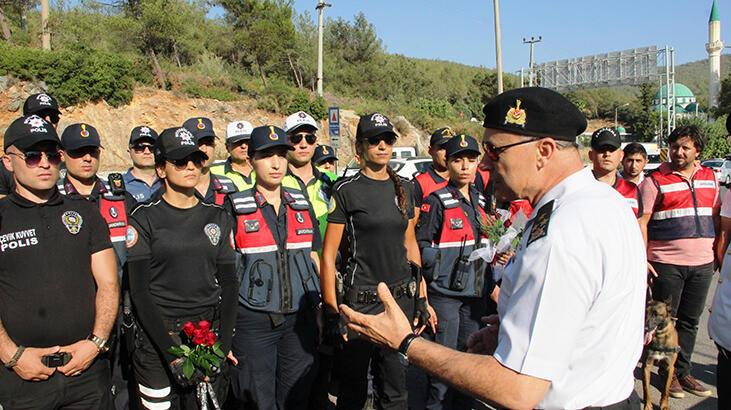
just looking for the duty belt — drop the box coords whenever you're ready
[345,279,417,305]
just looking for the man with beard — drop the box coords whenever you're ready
[589,128,642,218]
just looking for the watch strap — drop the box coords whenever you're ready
[4,345,25,368]
[398,333,419,358]
[87,334,109,352]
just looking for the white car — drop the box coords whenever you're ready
[701,158,731,185]
[643,154,663,175]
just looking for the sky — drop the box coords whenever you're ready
[65,0,728,72]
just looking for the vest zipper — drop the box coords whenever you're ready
[688,178,703,238]
[279,249,291,312]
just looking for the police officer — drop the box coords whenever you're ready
[23,92,62,129]
[339,88,646,409]
[227,125,322,410]
[182,117,238,205]
[283,111,337,239]
[312,144,338,174]
[124,126,162,203]
[416,134,495,410]
[321,113,435,410]
[0,156,12,199]
[210,120,256,191]
[412,127,452,220]
[126,127,238,409]
[589,128,642,218]
[0,115,120,409]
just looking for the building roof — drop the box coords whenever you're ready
[654,83,696,100]
[711,0,720,22]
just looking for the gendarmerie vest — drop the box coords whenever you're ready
[613,177,642,218]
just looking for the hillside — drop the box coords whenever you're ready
[676,55,731,107]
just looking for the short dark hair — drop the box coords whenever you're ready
[623,142,647,158]
[667,125,705,153]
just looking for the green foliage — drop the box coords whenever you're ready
[717,75,731,117]
[630,83,659,142]
[181,83,237,101]
[415,98,454,119]
[0,44,135,107]
[676,115,730,160]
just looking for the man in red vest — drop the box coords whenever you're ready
[413,127,452,219]
[589,128,642,218]
[638,124,719,398]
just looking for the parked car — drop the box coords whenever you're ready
[643,154,663,175]
[701,158,731,185]
[392,146,417,159]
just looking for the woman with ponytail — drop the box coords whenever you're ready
[321,113,436,409]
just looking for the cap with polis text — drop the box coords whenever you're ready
[445,134,480,158]
[284,111,318,134]
[590,127,621,150]
[23,93,61,117]
[182,117,217,141]
[356,113,398,142]
[3,115,60,151]
[313,145,338,165]
[248,125,294,156]
[482,87,587,141]
[129,126,158,145]
[61,123,103,151]
[430,127,455,147]
[226,120,253,144]
[155,127,206,161]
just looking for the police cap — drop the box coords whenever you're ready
[3,115,60,151]
[23,93,61,117]
[248,125,294,156]
[356,113,397,142]
[444,134,481,159]
[482,87,587,141]
[61,123,103,151]
[155,127,206,162]
[590,127,621,150]
[129,126,159,145]
[182,117,217,141]
[313,144,338,164]
[430,127,455,147]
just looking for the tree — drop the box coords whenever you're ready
[717,74,731,117]
[676,115,729,160]
[464,71,514,118]
[630,83,658,142]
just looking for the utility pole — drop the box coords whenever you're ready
[493,0,503,94]
[523,35,542,86]
[316,0,331,97]
[41,0,50,50]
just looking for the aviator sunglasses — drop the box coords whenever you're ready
[131,143,155,153]
[367,134,397,146]
[8,149,62,168]
[168,155,205,170]
[289,133,317,145]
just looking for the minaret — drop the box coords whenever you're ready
[707,0,723,108]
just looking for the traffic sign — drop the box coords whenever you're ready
[328,107,340,147]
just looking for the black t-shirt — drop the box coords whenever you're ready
[0,163,14,195]
[328,172,415,287]
[0,190,112,347]
[127,198,236,317]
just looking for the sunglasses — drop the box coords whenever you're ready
[289,133,317,145]
[66,146,101,159]
[8,149,62,168]
[482,138,540,161]
[168,155,205,169]
[131,143,155,153]
[367,134,397,146]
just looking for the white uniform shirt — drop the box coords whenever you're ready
[709,189,731,351]
[494,168,647,409]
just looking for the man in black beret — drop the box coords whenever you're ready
[338,87,646,410]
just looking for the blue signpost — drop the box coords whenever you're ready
[328,107,340,148]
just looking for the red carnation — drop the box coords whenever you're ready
[181,321,196,337]
[205,332,216,347]
[192,329,206,345]
[198,320,211,332]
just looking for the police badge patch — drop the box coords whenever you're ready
[449,218,464,230]
[62,211,83,235]
[125,226,138,248]
[244,220,260,233]
[204,223,221,246]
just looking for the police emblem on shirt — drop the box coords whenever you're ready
[449,218,464,230]
[296,212,305,224]
[244,220,260,233]
[61,211,83,235]
[109,207,118,219]
[527,200,553,247]
[204,223,221,246]
[125,226,138,248]
[327,196,337,214]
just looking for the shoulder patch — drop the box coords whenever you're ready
[327,195,337,214]
[527,200,554,247]
[125,225,138,248]
[420,203,431,213]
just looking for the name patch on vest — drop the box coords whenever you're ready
[296,228,313,235]
[449,218,464,230]
[694,180,716,189]
[244,220,260,233]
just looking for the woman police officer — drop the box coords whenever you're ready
[321,113,436,410]
[227,125,322,410]
[416,134,496,410]
[126,127,238,409]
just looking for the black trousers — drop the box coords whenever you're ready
[650,261,714,378]
[0,358,112,410]
[718,343,730,410]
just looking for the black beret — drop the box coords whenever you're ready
[482,87,587,141]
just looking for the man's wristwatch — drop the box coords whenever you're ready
[87,334,109,353]
[397,333,419,364]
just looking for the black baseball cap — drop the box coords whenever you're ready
[445,134,481,158]
[23,93,61,117]
[182,117,217,141]
[155,127,207,161]
[356,113,397,142]
[3,115,60,151]
[61,123,103,151]
[482,87,587,141]
[590,127,621,150]
[248,125,294,156]
[129,126,159,145]
[313,145,338,164]
[430,127,455,147]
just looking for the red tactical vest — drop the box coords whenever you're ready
[647,164,717,241]
[211,175,237,206]
[414,170,448,200]
[613,177,643,218]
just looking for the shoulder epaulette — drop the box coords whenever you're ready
[229,190,258,214]
[283,187,310,210]
[215,176,238,193]
[433,187,460,209]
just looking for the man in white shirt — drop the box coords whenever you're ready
[339,87,647,409]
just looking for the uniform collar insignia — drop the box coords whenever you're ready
[527,200,554,247]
